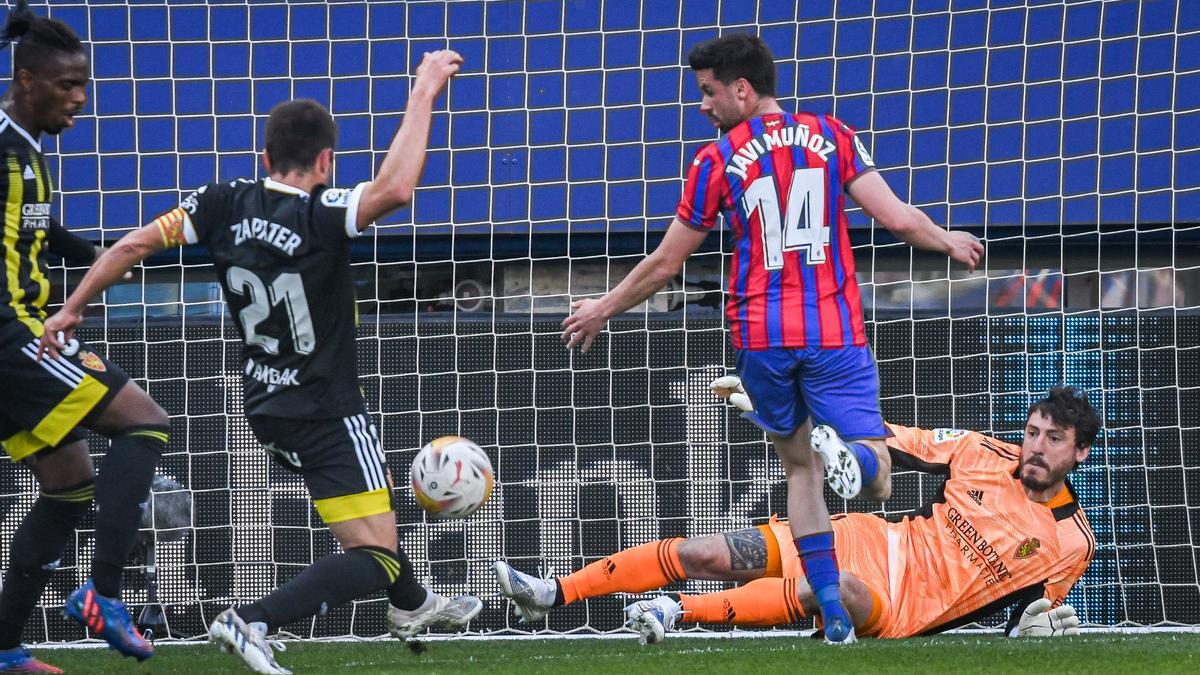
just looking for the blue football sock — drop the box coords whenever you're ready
[795,532,852,639]
[849,442,879,484]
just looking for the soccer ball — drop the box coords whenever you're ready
[410,436,494,519]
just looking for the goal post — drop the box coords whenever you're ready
[4,0,1196,642]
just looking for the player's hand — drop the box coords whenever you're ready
[413,49,463,95]
[560,298,608,353]
[945,230,984,272]
[710,375,754,412]
[37,311,83,361]
[1017,599,1080,637]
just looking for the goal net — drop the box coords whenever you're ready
[4,0,1197,643]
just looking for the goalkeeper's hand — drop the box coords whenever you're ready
[710,375,754,412]
[1017,598,1080,637]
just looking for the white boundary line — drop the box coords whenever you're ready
[33,625,1200,649]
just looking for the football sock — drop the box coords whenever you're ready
[557,538,684,606]
[92,425,169,598]
[0,481,93,649]
[795,532,851,629]
[677,577,805,626]
[849,442,880,484]
[237,546,397,631]
[385,547,428,611]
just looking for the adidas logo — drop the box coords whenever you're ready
[968,489,984,505]
[23,165,34,180]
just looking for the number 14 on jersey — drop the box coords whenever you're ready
[742,167,830,270]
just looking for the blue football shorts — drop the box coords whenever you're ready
[735,345,886,440]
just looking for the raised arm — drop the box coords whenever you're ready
[847,171,984,272]
[560,217,709,352]
[352,50,462,231]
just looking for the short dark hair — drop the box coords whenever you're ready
[1,0,85,76]
[686,33,777,97]
[1028,386,1102,450]
[264,99,337,175]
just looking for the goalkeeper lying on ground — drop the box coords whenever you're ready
[495,386,1098,642]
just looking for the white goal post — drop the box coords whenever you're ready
[2,0,1196,643]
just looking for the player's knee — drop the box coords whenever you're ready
[95,382,170,435]
[678,536,726,577]
[137,397,170,428]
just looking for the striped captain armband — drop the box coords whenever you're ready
[154,207,189,248]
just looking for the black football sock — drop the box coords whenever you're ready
[384,547,427,611]
[238,546,397,631]
[91,426,169,597]
[0,481,93,649]
[553,580,565,608]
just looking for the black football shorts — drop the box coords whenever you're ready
[0,322,129,462]
[248,406,393,524]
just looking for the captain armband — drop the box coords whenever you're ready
[154,207,189,248]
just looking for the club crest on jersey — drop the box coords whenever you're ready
[1014,537,1041,559]
[321,188,351,208]
[78,351,106,372]
[934,428,968,444]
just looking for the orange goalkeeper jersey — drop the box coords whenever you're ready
[865,424,1095,637]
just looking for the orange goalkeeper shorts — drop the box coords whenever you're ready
[762,513,896,637]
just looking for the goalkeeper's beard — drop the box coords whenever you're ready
[1018,454,1070,492]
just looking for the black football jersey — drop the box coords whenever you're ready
[179,177,367,418]
[0,109,55,335]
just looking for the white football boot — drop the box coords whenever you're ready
[623,596,682,645]
[493,561,557,623]
[387,592,483,640]
[207,607,291,675]
[811,425,864,499]
[822,607,859,645]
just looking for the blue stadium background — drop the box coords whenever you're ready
[5,0,1196,637]
[21,0,1194,236]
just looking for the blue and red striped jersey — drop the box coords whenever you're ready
[676,112,876,350]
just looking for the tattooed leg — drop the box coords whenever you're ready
[677,529,770,583]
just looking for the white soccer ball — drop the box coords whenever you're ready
[410,436,494,519]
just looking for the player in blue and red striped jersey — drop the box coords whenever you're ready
[560,33,983,644]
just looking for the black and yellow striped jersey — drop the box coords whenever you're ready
[0,109,54,337]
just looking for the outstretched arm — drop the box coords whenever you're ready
[848,171,984,272]
[352,50,462,231]
[37,219,169,359]
[560,218,708,352]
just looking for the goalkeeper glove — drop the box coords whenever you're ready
[1016,598,1080,637]
[710,375,754,412]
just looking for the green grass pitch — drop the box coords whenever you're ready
[31,634,1200,674]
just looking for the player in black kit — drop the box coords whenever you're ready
[40,50,471,675]
[0,3,171,670]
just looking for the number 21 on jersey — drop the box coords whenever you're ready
[226,266,316,355]
[741,167,829,270]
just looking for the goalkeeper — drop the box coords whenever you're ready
[495,386,1098,641]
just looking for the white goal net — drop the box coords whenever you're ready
[3,0,1197,643]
